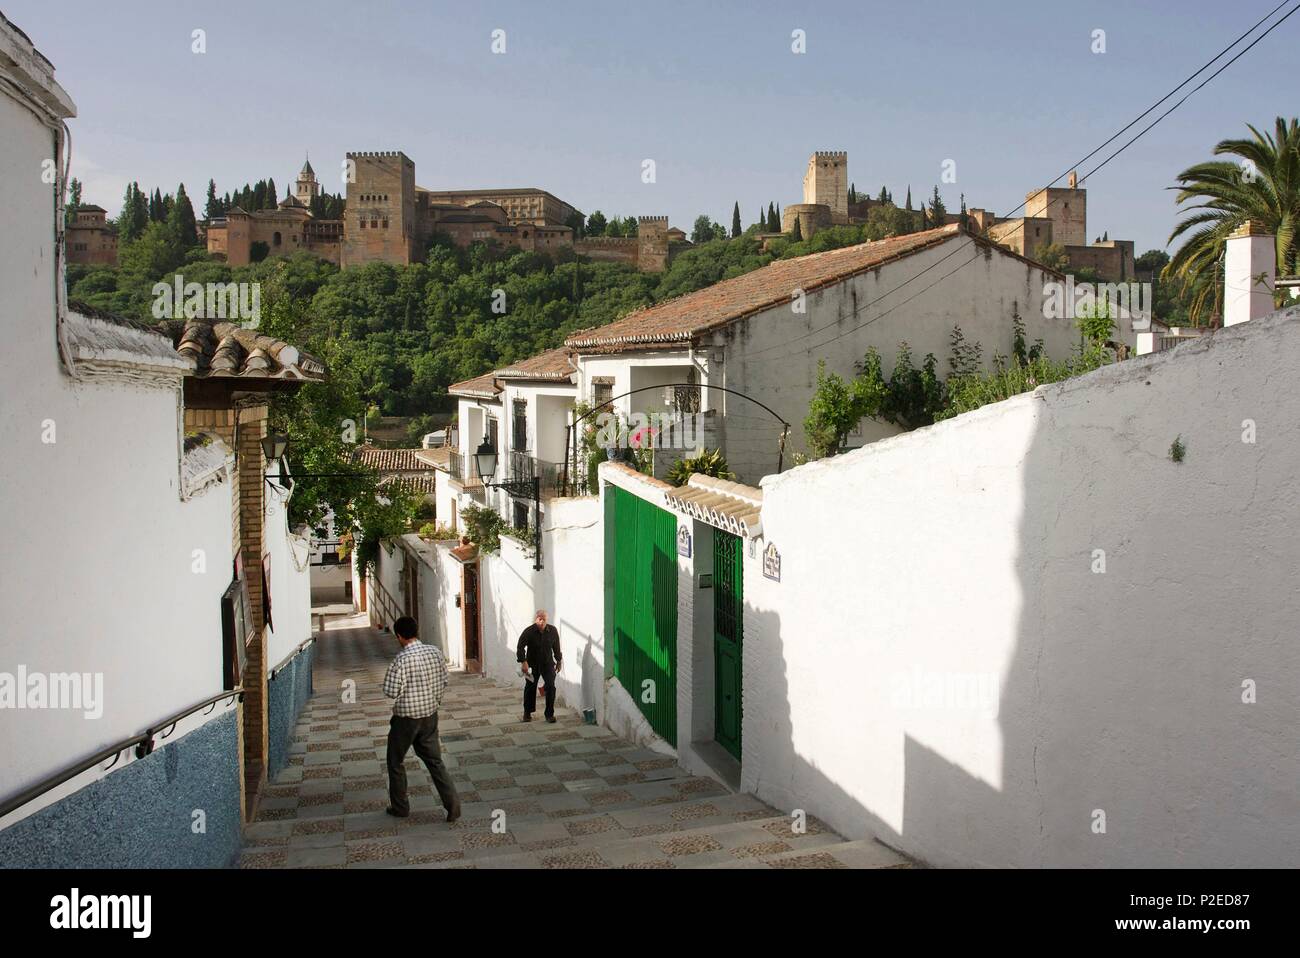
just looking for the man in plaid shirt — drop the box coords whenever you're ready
[382,616,460,821]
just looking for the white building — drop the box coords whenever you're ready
[0,12,319,867]
[566,224,1142,482]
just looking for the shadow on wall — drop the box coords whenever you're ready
[753,316,1300,867]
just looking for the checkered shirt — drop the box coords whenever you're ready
[383,641,448,718]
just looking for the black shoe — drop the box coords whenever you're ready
[385,806,409,818]
[545,715,557,724]
[521,713,531,722]
[446,802,462,824]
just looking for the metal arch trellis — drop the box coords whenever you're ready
[562,383,791,496]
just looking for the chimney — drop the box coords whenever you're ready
[1224,220,1275,327]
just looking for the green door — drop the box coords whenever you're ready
[713,528,743,759]
[607,485,678,746]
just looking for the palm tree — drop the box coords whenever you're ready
[1165,117,1300,324]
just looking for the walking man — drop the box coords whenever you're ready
[517,609,562,723]
[382,615,460,822]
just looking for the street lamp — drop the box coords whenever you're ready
[261,432,290,486]
[474,433,542,571]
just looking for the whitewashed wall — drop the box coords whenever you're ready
[709,233,1117,482]
[262,473,314,672]
[0,82,236,817]
[742,308,1300,867]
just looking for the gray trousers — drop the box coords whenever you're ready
[387,713,459,815]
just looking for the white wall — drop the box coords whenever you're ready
[709,234,1096,482]
[421,497,604,716]
[0,82,236,812]
[742,308,1300,867]
[262,473,314,671]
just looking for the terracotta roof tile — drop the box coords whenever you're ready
[565,225,963,351]
[351,446,437,472]
[415,447,453,470]
[161,320,325,380]
[447,371,502,399]
[494,346,575,381]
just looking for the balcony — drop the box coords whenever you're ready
[448,450,485,497]
[508,450,564,498]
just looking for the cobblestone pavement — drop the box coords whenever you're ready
[239,617,913,870]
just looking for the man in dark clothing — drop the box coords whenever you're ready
[517,609,562,723]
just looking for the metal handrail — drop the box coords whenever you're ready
[270,636,316,680]
[0,687,243,819]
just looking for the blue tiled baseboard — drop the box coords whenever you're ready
[0,710,242,869]
[267,641,315,780]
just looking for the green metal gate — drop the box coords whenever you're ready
[713,528,743,759]
[605,484,678,746]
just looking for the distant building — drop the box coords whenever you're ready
[206,159,343,266]
[65,203,117,265]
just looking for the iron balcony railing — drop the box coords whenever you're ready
[449,450,484,489]
[508,450,563,497]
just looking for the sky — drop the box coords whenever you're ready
[7,0,1299,254]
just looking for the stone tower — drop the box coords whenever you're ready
[637,216,669,272]
[295,156,320,207]
[341,151,419,267]
[803,151,848,223]
[1024,170,1087,248]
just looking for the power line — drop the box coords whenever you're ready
[738,0,1300,364]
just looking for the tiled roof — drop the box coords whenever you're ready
[565,225,963,351]
[415,447,453,470]
[494,346,575,381]
[664,474,763,539]
[352,446,437,472]
[379,474,437,497]
[162,320,326,380]
[65,301,192,372]
[448,371,502,399]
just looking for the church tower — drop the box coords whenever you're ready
[295,156,320,207]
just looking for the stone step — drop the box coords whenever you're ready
[387,813,852,871]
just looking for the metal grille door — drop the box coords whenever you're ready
[713,528,743,759]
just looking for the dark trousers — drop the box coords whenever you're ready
[523,663,556,718]
[386,713,459,816]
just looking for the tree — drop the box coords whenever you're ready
[117,182,149,242]
[585,210,607,236]
[766,202,779,232]
[930,186,947,226]
[731,202,741,239]
[170,182,199,248]
[905,186,912,211]
[691,215,717,244]
[878,186,889,204]
[204,179,220,220]
[849,184,857,204]
[803,358,888,458]
[1034,242,1070,272]
[791,217,803,242]
[1166,117,1300,323]
[65,177,82,226]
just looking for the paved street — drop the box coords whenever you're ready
[239,616,912,869]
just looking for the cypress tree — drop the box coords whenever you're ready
[930,186,946,225]
[149,188,163,222]
[731,202,741,239]
[171,182,199,247]
[119,182,148,242]
[267,177,277,207]
[767,202,778,232]
[905,186,912,211]
[791,217,803,242]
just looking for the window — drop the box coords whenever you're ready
[382,219,388,229]
[359,219,366,229]
[593,380,613,411]
[512,399,528,452]
[513,500,530,532]
[273,232,282,246]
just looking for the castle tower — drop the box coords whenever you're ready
[637,216,669,272]
[295,156,320,207]
[1025,170,1086,248]
[341,151,419,267]
[803,151,848,223]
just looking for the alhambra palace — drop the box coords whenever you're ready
[72,149,1135,282]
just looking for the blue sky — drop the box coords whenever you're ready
[8,0,1298,253]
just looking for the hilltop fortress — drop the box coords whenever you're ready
[206,151,686,272]
[785,151,1134,282]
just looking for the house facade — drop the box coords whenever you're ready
[566,224,1140,483]
[0,13,319,867]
